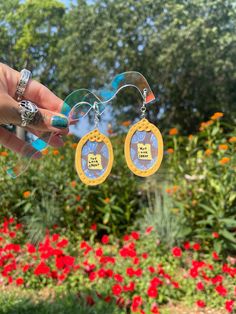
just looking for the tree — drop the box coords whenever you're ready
[0,0,65,139]
[56,0,236,132]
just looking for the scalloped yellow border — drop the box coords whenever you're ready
[75,129,114,186]
[124,118,163,177]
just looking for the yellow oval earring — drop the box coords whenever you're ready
[124,90,163,177]
[75,105,113,186]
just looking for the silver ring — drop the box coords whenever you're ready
[19,100,39,127]
[15,69,32,101]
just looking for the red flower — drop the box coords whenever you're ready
[131,295,142,311]
[126,267,134,277]
[183,241,191,250]
[131,231,140,240]
[123,281,135,292]
[148,266,155,273]
[172,247,182,257]
[123,234,130,241]
[196,282,204,291]
[193,243,201,251]
[90,224,97,231]
[22,264,30,272]
[189,268,198,278]
[114,274,123,282]
[52,234,60,242]
[98,268,106,278]
[196,300,206,308]
[151,303,160,314]
[101,235,109,244]
[16,277,24,286]
[95,248,103,257]
[9,232,16,238]
[150,277,163,287]
[212,232,219,238]
[212,251,219,260]
[86,295,95,306]
[225,300,234,313]
[112,284,122,296]
[142,253,148,259]
[147,286,158,298]
[34,261,50,275]
[145,226,153,234]
[172,281,180,289]
[89,272,97,281]
[215,285,227,297]
[104,295,112,303]
[56,238,68,248]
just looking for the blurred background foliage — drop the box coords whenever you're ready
[0,0,236,255]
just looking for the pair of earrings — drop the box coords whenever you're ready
[75,90,163,186]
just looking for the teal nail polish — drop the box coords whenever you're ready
[51,116,68,128]
[61,102,71,116]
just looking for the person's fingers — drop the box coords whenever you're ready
[1,64,70,115]
[24,80,71,115]
[0,126,42,158]
[25,128,65,148]
[0,93,69,134]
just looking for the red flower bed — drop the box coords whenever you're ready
[0,218,235,313]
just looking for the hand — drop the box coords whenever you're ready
[0,63,70,156]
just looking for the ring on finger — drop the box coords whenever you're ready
[18,100,39,127]
[15,69,31,101]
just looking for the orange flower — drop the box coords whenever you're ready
[23,191,31,198]
[188,135,193,140]
[218,144,228,151]
[71,181,76,188]
[166,186,179,194]
[71,143,77,149]
[76,195,81,201]
[104,197,110,203]
[219,157,230,165]
[229,137,236,143]
[167,148,174,154]
[205,149,213,156]
[169,128,178,136]
[210,112,223,120]
[200,120,213,131]
[0,151,8,157]
[122,120,131,127]
[42,149,49,155]
[107,129,113,135]
[53,150,59,155]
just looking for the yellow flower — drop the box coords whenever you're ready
[218,144,228,151]
[169,128,178,136]
[205,149,213,156]
[229,137,236,143]
[219,157,230,165]
[23,191,31,198]
[167,148,174,154]
[210,112,224,120]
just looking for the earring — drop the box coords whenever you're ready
[75,102,114,186]
[124,89,163,177]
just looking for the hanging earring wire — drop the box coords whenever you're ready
[140,88,147,119]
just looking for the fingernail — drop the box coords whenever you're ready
[61,102,71,116]
[51,116,68,128]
